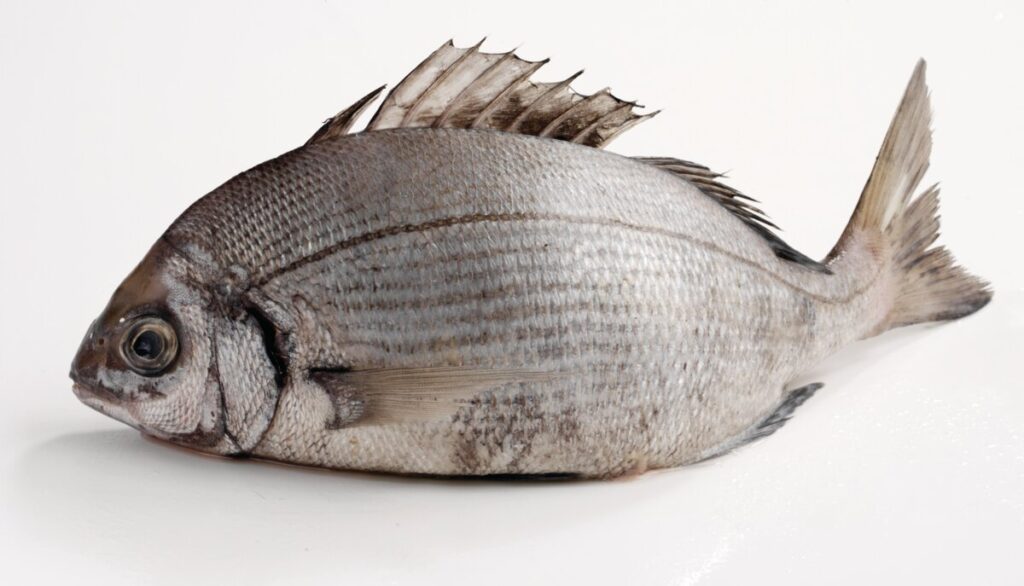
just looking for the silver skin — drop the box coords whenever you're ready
[70,50,988,478]
[71,128,886,477]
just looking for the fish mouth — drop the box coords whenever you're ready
[71,381,142,431]
[70,376,120,402]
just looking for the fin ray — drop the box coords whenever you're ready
[305,85,386,146]
[827,60,991,330]
[310,367,557,428]
[747,382,823,442]
[698,382,824,462]
[636,157,831,273]
[311,40,653,148]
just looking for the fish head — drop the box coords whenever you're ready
[69,239,232,453]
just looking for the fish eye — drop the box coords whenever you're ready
[120,317,178,376]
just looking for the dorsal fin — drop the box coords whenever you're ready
[307,39,656,148]
[306,41,827,274]
[305,85,386,146]
[637,157,831,273]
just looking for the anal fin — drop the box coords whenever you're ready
[747,382,823,442]
[698,382,824,462]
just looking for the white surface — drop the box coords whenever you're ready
[1,1,1022,584]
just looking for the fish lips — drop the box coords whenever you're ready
[70,379,142,431]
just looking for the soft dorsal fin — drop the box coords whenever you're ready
[307,39,656,148]
[637,157,831,273]
[635,157,777,229]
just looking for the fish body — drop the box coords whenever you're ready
[70,42,991,478]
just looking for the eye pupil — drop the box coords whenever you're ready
[132,330,164,359]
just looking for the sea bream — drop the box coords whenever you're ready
[70,41,991,478]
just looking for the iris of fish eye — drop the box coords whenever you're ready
[121,317,178,376]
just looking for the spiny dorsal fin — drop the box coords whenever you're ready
[305,85,386,146]
[637,157,831,273]
[307,39,656,148]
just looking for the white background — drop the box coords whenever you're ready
[1,1,1022,584]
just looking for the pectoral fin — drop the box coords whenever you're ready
[309,367,557,429]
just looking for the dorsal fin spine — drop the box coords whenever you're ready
[573,102,635,145]
[305,85,386,146]
[312,40,654,148]
[508,70,584,132]
[401,38,487,127]
[595,112,652,148]
[434,50,517,128]
[365,39,454,130]
[469,58,549,129]
[539,88,610,138]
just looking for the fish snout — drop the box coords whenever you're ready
[69,320,106,383]
[69,323,140,429]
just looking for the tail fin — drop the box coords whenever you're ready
[828,60,991,330]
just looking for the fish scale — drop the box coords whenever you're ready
[207,132,828,474]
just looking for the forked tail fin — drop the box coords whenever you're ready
[828,60,991,331]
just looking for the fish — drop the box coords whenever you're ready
[70,41,991,478]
